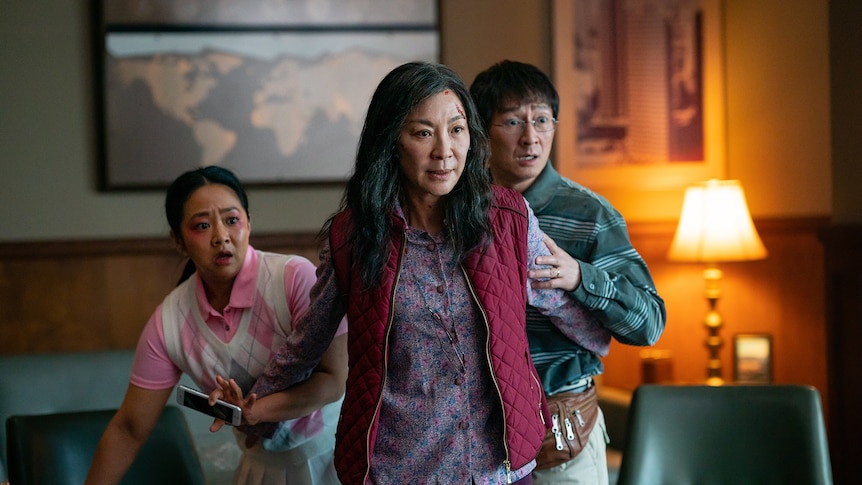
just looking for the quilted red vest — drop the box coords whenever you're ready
[330,185,546,484]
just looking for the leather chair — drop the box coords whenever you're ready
[617,384,833,485]
[6,406,205,485]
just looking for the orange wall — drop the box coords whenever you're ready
[442,0,831,223]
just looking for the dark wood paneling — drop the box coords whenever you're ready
[0,233,320,355]
[819,224,862,485]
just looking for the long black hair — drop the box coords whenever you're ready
[165,165,250,285]
[327,61,493,288]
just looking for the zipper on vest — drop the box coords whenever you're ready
[362,228,406,484]
[529,369,546,427]
[460,264,513,478]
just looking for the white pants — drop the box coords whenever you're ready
[232,435,339,485]
[231,401,342,485]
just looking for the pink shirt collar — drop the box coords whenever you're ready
[194,245,258,318]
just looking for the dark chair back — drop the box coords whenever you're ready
[617,384,833,485]
[6,406,205,485]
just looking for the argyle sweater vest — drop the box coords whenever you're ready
[162,250,293,395]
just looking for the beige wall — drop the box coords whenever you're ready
[441,0,551,85]
[0,0,836,242]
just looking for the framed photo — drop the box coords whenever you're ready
[733,333,773,384]
[95,0,439,190]
[551,0,725,190]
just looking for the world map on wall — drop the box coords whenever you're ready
[103,34,436,188]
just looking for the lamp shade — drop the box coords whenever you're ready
[668,179,767,263]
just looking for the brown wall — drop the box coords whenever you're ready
[0,235,319,354]
[825,1,862,481]
[820,226,862,483]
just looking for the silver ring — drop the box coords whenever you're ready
[553,267,561,278]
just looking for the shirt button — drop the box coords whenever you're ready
[427,242,437,251]
[457,421,469,430]
[436,284,444,294]
[224,325,230,331]
[455,376,464,385]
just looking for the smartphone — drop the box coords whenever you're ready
[176,384,242,426]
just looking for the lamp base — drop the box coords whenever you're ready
[706,376,724,387]
[703,266,725,386]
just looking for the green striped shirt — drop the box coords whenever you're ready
[522,163,666,395]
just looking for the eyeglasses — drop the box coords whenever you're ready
[493,116,558,134]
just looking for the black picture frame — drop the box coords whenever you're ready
[94,0,439,190]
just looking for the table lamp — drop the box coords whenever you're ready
[667,179,767,385]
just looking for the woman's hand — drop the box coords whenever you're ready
[209,376,261,447]
[208,375,259,430]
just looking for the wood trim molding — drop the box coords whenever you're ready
[818,222,862,485]
[0,232,320,259]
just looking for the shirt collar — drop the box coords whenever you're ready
[521,162,560,212]
[195,245,258,317]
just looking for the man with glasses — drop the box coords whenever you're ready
[471,60,666,485]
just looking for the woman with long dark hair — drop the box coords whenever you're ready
[214,62,596,484]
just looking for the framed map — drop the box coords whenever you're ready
[95,0,439,190]
[551,0,724,190]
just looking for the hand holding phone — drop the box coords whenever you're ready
[176,385,242,426]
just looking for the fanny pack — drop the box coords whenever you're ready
[535,384,599,470]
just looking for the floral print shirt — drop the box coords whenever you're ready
[253,201,599,484]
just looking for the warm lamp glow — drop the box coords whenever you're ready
[668,179,767,386]
[668,179,767,263]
